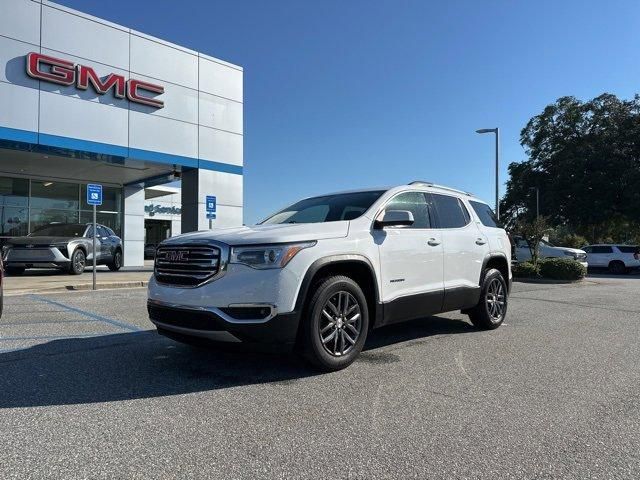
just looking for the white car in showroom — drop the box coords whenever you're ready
[148,181,512,371]
[581,244,640,274]
[513,236,588,268]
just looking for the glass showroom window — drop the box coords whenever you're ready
[0,177,29,237]
[29,180,81,233]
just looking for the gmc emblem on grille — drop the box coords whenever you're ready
[165,250,187,262]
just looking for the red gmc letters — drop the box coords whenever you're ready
[26,52,164,109]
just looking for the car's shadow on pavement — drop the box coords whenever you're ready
[0,316,474,408]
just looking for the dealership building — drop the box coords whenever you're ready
[0,0,244,265]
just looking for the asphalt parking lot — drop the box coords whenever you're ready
[1,276,639,479]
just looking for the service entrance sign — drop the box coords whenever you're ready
[86,184,102,290]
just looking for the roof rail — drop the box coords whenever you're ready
[408,181,473,196]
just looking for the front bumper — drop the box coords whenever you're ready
[4,246,71,268]
[147,299,300,347]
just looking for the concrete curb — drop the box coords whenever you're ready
[6,281,149,296]
[514,277,589,285]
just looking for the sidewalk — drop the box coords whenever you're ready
[3,262,154,295]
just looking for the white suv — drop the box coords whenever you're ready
[582,244,640,274]
[513,236,588,268]
[148,182,512,371]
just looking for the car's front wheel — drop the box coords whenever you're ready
[300,275,369,371]
[467,268,508,329]
[108,249,122,271]
[69,249,86,275]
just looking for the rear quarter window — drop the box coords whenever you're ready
[617,246,639,254]
[469,201,501,228]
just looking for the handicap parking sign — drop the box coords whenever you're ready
[206,195,216,212]
[87,184,103,206]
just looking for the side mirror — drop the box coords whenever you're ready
[374,210,414,229]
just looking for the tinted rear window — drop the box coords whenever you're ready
[469,201,501,228]
[431,193,469,229]
[617,246,639,253]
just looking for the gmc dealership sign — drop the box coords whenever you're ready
[26,52,164,108]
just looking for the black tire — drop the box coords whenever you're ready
[5,266,25,276]
[467,268,508,330]
[108,249,123,271]
[300,275,369,372]
[69,249,86,275]
[608,261,627,275]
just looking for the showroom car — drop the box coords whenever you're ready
[2,223,123,275]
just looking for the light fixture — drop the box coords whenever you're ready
[43,182,53,187]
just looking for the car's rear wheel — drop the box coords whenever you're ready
[467,268,507,329]
[300,275,369,371]
[608,260,627,275]
[5,266,25,276]
[108,249,122,271]
[69,249,86,275]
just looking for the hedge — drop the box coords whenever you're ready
[538,258,586,281]
[512,261,540,278]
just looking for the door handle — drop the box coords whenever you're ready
[475,238,487,245]
[427,238,440,247]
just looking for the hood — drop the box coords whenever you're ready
[561,247,586,255]
[162,222,350,246]
[6,236,80,246]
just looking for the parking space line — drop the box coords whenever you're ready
[4,319,96,326]
[0,333,106,342]
[30,295,142,332]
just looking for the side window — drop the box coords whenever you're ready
[592,246,613,254]
[98,226,109,238]
[85,226,95,238]
[469,200,501,228]
[582,246,592,253]
[384,192,431,228]
[431,193,470,228]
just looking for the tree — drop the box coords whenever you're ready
[516,216,552,265]
[502,94,640,242]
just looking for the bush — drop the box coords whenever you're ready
[561,234,589,249]
[539,258,586,281]
[512,261,540,278]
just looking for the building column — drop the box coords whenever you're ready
[123,185,145,266]
[181,167,244,233]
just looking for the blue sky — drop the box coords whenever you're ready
[58,0,640,224]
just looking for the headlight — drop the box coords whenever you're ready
[563,250,577,258]
[230,241,316,269]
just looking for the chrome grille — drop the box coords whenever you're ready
[154,245,221,287]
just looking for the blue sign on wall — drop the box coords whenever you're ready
[206,195,216,212]
[87,184,103,206]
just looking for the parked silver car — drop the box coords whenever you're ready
[2,223,123,275]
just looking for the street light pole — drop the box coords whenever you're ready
[476,127,500,219]
[530,186,539,219]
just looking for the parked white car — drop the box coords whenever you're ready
[148,181,512,371]
[513,236,588,268]
[582,244,640,274]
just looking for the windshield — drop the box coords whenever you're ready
[540,239,556,247]
[261,191,386,224]
[29,224,87,237]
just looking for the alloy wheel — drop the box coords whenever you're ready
[485,278,506,322]
[75,252,86,273]
[319,291,362,357]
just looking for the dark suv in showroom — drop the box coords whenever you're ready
[2,223,123,275]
